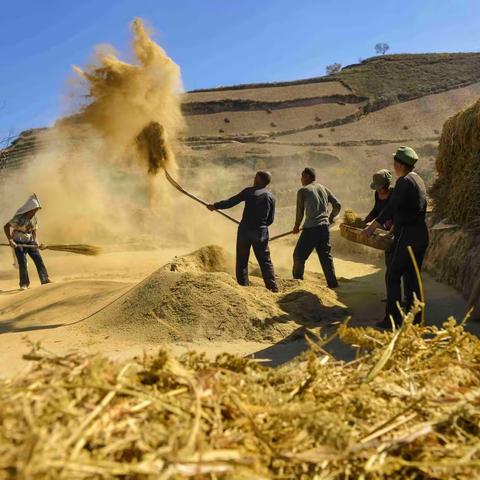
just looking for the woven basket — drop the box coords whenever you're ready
[340,224,394,251]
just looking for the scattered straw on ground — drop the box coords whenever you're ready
[1,311,480,478]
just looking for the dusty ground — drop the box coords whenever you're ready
[0,234,472,378]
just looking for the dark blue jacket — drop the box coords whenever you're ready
[214,187,275,230]
[377,172,427,229]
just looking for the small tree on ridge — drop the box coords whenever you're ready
[375,42,390,55]
[325,63,342,75]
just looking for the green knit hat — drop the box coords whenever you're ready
[393,146,418,167]
[370,169,393,190]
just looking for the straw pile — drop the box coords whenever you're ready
[343,208,366,228]
[431,97,480,225]
[2,312,480,478]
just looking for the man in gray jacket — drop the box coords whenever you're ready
[292,167,341,288]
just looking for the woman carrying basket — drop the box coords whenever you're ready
[4,194,51,290]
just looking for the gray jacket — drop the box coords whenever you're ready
[295,183,341,229]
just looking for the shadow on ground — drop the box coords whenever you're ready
[252,254,472,366]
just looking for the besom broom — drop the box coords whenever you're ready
[1,243,101,256]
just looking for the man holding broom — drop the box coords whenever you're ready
[292,167,341,289]
[4,194,51,290]
[207,171,278,292]
[364,146,429,328]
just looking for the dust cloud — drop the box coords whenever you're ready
[0,19,220,246]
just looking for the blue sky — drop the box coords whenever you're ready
[1,0,479,138]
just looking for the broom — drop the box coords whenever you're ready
[1,243,101,256]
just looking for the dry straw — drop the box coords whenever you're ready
[432,97,480,225]
[343,208,366,229]
[1,310,480,478]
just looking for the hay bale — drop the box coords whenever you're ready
[431,97,480,226]
[2,317,480,478]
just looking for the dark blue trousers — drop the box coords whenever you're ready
[293,225,338,288]
[236,225,277,290]
[14,241,50,288]
[385,223,429,325]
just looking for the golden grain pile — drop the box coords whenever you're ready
[432,97,480,225]
[1,312,480,479]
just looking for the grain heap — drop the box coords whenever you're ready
[85,245,344,344]
[1,311,479,478]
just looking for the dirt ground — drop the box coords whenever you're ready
[0,235,472,378]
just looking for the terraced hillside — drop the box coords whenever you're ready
[181,53,480,227]
[2,53,480,228]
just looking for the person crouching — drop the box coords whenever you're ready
[4,194,51,290]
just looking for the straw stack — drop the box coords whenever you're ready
[1,312,479,478]
[431,97,480,225]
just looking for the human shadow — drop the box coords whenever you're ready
[250,289,353,366]
[0,320,64,334]
[0,301,68,334]
[251,323,356,367]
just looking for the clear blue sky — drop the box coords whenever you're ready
[1,0,479,138]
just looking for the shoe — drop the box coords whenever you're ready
[41,279,53,285]
[268,286,279,293]
[20,285,28,291]
[328,282,339,289]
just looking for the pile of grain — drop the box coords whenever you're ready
[431,97,480,225]
[2,312,479,478]
[86,246,345,344]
